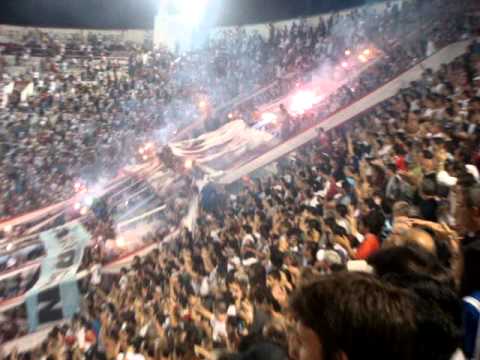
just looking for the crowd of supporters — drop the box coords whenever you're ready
[0,0,480,359]
[0,0,473,220]
[3,37,479,359]
[0,171,194,305]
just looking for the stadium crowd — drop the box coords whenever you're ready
[3,37,480,359]
[0,0,472,221]
[0,0,480,359]
[0,0,469,297]
[0,170,194,305]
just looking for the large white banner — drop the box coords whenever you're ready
[25,224,90,331]
[169,120,278,171]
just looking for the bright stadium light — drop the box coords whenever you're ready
[176,0,209,25]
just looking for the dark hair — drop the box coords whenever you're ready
[335,204,348,218]
[460,240,480,297]
[332,225,347,237]
[236,342,289,360]
[422,150,434,160]
[290,272,416,360]
[249,263,267,286]
[421,178,437,197]
[363,210,385,236]
[368,244,452,285]
[267,269,282,282]
[382,273,462,360]
[466,184,480,209]
[386,163,397,174]
[392,201,410,217]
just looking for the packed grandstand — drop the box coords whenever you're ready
[0,0,480,359]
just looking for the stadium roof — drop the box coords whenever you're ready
[0,0,385,30]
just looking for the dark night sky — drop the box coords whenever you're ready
[0,0,383,30]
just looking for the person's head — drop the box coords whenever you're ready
[420,177,437,198]
[381,273,462,360]
[248,263,267,286]
[232,341,289,360]
[385,163,397,177]
[267,269,282,288]
[460,239,480,297]
[421,150,435,172]
[229,279,245,302]
[290,272,417,360]
[385,227,436,254]
[335,204,348,219]
[392,201,410,219]
[368,244,452,285]
[215,301,228,321]
[465,183,480,216]
[361,210,384,236]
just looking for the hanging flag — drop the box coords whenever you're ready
[25,224,90,332]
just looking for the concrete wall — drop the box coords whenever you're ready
[0,24,150,45]
[1,1,408,49]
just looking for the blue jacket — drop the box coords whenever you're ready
[463,291,480,359]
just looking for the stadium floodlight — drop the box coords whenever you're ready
[175,0,209,25]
